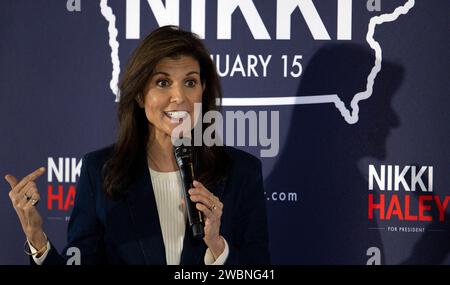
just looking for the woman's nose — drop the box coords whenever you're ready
[170,84,185,104]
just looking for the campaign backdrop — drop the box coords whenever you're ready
[1,0,449,264]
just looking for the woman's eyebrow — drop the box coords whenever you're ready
[151,71,199,77]
[186,71,200,76]
[152,71,170,77]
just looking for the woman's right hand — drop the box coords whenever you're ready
[5,167,47,250]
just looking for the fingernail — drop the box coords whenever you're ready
[39,167,45,172]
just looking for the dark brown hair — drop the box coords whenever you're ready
[103,25,230,200]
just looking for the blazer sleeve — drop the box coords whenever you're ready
[39,154,107,265]
[226,159,271,265]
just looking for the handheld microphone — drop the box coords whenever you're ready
[173,143,205,240]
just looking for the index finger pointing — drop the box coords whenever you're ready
[12,167,46,193]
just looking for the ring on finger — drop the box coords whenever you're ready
[209,203,217,211]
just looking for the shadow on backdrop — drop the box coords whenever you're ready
[265,43,403,264]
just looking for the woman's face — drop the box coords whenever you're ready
[142,55,203,140]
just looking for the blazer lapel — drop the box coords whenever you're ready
[126,160,167,265]
[180,177,227,265]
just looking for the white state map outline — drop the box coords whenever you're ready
[99,0,415,124]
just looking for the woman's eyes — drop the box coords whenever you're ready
[155,79,198,88]
[185,79,197,87]
[156,79,170,87]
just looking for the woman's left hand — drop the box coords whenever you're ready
[188,180,225,259]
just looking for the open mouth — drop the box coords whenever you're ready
[165,111,189,121]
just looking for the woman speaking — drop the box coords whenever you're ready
[5,26,270,265]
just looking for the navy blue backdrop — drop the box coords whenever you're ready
[1,0,449,264]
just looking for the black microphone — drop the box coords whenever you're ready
[173,143,205,240]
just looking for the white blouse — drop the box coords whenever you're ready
[148,168,187,265]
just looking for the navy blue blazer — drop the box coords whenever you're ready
[39,146,270,265]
